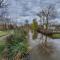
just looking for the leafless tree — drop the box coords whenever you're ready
[37,4,57,44]
[37,4,57,30]
[0,0,8,15]
[0,0,8,22]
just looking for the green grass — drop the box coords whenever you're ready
[0,31,8,37]
[0,30,14,36]
[0,40,6,58]
[0,30,14,59]
[0,36,6,56]
[0,44,6,59]
[0,45,5,54]
[0,40,6,45]
[51,34,60,39]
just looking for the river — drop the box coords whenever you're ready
[23,31,60,60]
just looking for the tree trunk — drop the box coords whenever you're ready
[45,35,48,46]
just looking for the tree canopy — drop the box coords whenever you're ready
[31,19,38,31]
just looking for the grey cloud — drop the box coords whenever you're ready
[7,0,60,23]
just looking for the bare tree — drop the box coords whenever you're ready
[0,0,8,15]
[37,4,57,44]
[0,0,8,22]
[37,4,57,30]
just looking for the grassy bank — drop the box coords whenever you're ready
[0,41,6,59]
[0,31,8,55]
[0,30,14,37]
[50,34,60,39]
[0,31,8,37]
[0,30,13,59]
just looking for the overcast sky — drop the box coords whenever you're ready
[8,0,60,23]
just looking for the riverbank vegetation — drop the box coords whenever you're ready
[50,34,60,39]
[6,28,29,60]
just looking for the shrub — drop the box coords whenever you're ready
[6,28,28,60]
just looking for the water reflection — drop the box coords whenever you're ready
[32,31,38,40]
[37,42,54,56]
[24,32,60,60]
[28,42,56,60]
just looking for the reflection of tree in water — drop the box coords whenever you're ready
[32,31,55,55]
[38,43,54,55]
[22,33,56,60]
[38,35,55,56]
[32,31,38,40]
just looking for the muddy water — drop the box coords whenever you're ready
[24,31,60,60]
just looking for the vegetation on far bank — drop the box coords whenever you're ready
[51,34,60,39]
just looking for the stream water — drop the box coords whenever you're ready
[23,31,60,60]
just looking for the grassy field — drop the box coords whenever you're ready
[0,30,14,37]
[0,31,8,37]
[50,34,60,39]
[0,30,11,58]
[0,39,6,59]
